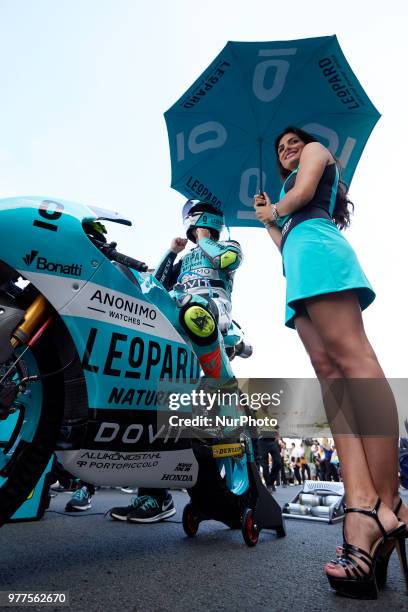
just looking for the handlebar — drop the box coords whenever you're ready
[112,250,148,272]
[99,241,148,272]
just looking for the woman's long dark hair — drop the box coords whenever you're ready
[274,126,353,230]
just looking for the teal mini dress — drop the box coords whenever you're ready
[277,164,375,329]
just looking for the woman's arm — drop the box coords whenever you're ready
[276,142,332,217]
[265,224,282,249]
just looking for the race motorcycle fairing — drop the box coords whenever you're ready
[0,197,203,493]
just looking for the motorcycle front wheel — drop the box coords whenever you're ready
[0,322,64,526]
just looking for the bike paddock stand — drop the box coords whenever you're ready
[241,442,286,546]
[182,437,286,547]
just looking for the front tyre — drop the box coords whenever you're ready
[0,331,64,526]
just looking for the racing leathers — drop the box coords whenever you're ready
[155,237,242,381]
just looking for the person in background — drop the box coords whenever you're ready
[329,445,340,482]
[304,438,315,481]
[300,442,311,483]
[316,443,327,481]
[309,443,319,480]
[320,438,333,481]
[50,459,95,512]
[278,438,288,486]
[311,443,323,480]
[291,455,302,485]
[255,408,282,492]
[257,430,282,492]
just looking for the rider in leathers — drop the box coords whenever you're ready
[109,201,249,523]
[155,199,247,379]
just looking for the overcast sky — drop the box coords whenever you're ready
[0,0,407,378]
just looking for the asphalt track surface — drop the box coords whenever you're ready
[1,486,408,612]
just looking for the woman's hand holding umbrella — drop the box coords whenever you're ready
[254,192,274,225]
[254,192,283,249]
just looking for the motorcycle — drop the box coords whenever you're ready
[0,196,284,543]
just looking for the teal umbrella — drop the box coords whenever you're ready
[164,35,380,227]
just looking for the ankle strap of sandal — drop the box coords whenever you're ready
[344,497,387,538]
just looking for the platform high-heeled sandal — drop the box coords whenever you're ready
[326,498,408,599]
[375,497,408,588]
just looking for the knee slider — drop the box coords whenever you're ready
[179,304,218,346]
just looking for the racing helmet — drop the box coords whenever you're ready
[182,200,224,243]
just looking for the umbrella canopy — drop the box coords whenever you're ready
[164,35,380,227]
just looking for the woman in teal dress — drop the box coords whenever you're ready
[254,127,407,599]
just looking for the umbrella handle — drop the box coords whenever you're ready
[258,138,263,195]
[256,138,266,206]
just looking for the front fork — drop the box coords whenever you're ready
[0,294,52,419]
[10,295,50,348]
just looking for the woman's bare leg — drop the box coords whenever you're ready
[294,308,400,578]
[304,291,401,512]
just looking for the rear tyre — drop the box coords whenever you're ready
[182,503,200,537]
[242,508,259,547]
